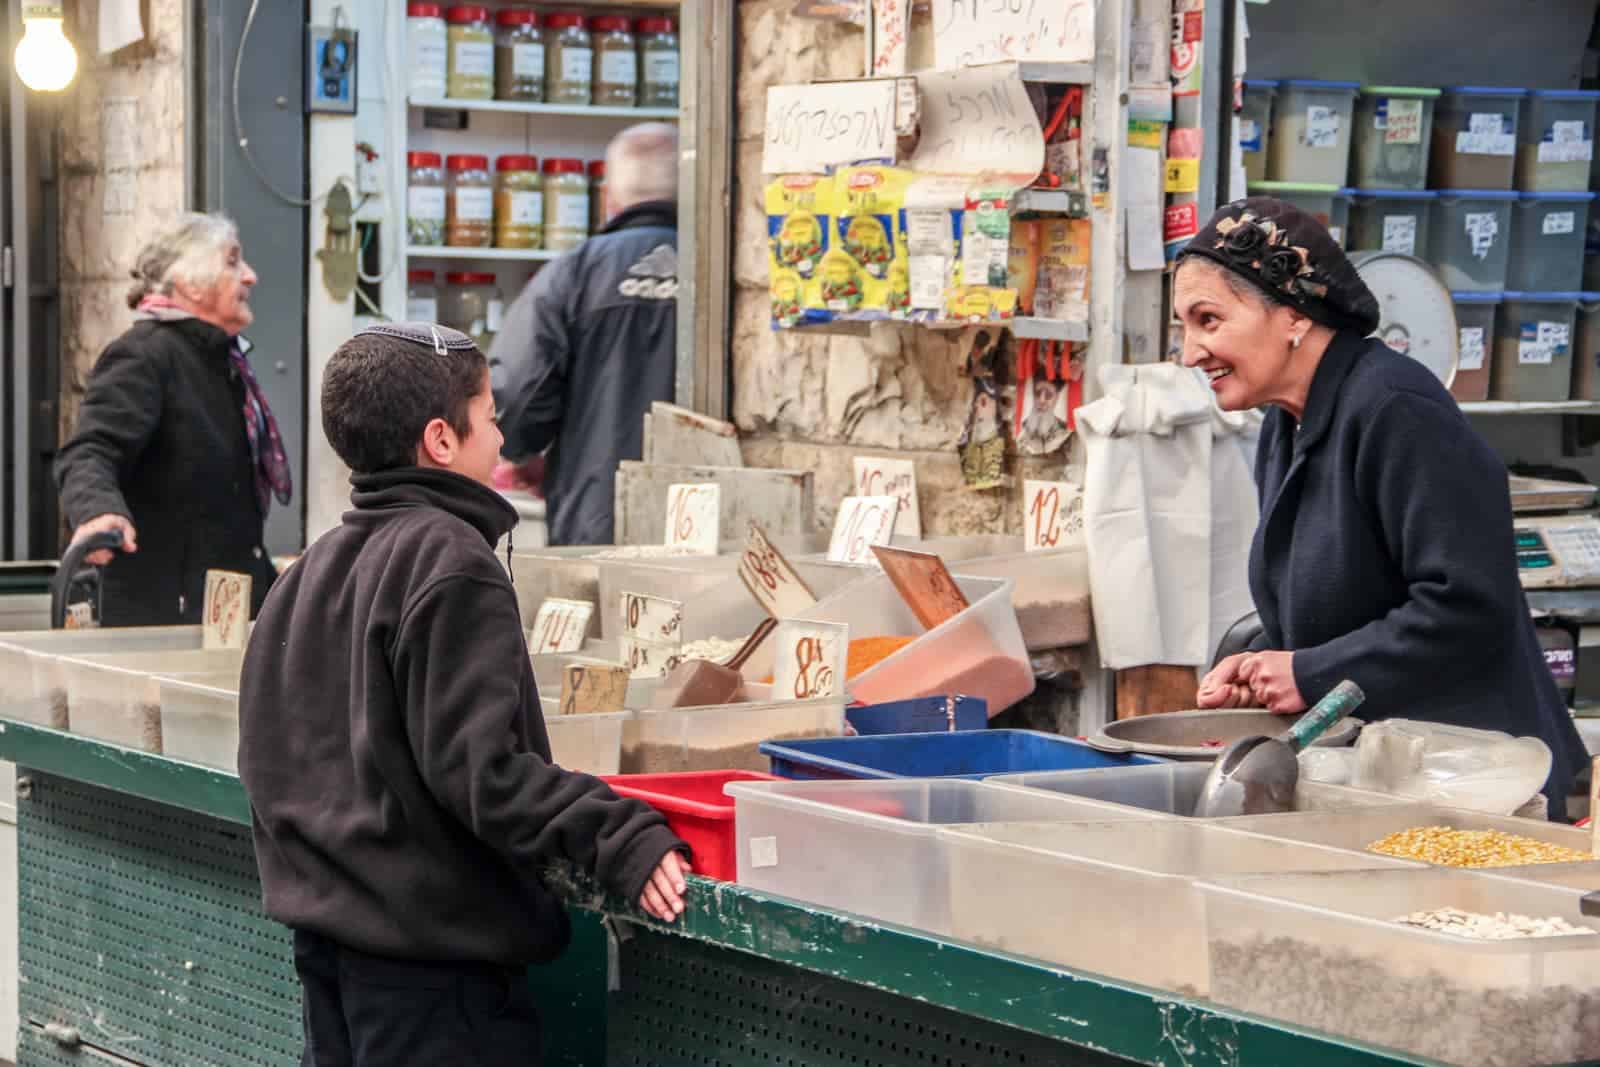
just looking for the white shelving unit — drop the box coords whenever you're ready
[410,96,678,121]
[407,245,562,263]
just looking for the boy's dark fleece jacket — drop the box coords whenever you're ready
[238,467,685,964]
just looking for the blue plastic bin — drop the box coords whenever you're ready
[845,695,987,736]
[759,729,1164,781]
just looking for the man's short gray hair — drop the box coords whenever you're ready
[126,212,240,310]
[604,123,678,216]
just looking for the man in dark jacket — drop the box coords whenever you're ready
[239,324,689,1065]
[495,122,678,544]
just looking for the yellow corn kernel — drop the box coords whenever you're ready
[1366,826,1592,868]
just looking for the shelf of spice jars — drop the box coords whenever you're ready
[407,245,562,261]
[408,96,679,120]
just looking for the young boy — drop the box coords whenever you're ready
[238,323,689,1065]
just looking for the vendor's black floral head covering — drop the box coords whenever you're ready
[1177,197,1380,336]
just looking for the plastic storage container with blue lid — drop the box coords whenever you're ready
[1517,89,1600,192]
[1247,181,1350,244]
[1572,292,1600,400]
[1449,291,1502,402]
[1348,189,1437,256]
[1507,191,1595,292]
[1269,80,1360,185]
[1428,190,1519,292]
[1431,87,1525,190]
[1352,87,1438,190]
[1240,80,1279,183]
[1491,291,1584,401]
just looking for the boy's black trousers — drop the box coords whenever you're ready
[294,929,543,1065]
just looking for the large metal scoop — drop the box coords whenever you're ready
[652,618,776,709]
[1194,680,1366,818]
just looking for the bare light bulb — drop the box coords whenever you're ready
[14,11,78,93]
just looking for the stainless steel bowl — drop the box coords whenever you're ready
[1086,709,1363,761]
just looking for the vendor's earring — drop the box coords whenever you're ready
[1290,333,1302,349]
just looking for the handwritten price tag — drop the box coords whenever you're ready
[738,521,819,619]
[827,495,900,565]
[620,592,683,643]
[852,456,921,539]
[871,0,910,74]
[663,483,720,556]
[203,569,252,650]
[528,598,593,655]
[1024,480,1084,552]
[558,661,631,715]
[871,546,969,630]
[619,635,684,680]
[771,620,849,701]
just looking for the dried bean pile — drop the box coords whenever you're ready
[1394,907,1595,940]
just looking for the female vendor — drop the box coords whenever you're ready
[1178,197,1589,810]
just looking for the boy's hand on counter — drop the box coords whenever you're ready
[640,850,691,922]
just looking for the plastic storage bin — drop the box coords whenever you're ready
[1201,868,1600,1066]
[940,819,1417,996]
[1427,190,1516,292]
[623,694,845,773]
[1491,292,1581,402]
[1247,181,1349,244]
[601,770,778,880]
[1572,296,1600,399]
[157,673,241,770]
[725,777,1166,933]
[1351,87,1438,190]
[1430,87,1524,190]
[51,649,243,751]
[1347,190,1434,256]
[946,544,1090,650]
[1516,89,1600,192]
[1506,192,1594,292]
[0,626,204,727]
[1449,292,1500,402]
[1239,80,1278,183]
[1267,80,1359,185]
[547,710,630,774]
[989,762,1410,820]
[598,558,861,643]
[844,695,988,735]
[759,729,1161,781]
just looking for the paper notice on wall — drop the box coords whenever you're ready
[1458,327,1486,371]
[1545,211,1577,236]
[1382,99,1424,144]
[929,0,1093,69]
[872,0,912,75]
[1382,215,1417,255]
[908,63,1044,183]
[1306,107,1340,149]
[1125,146,1166,272]
[1465,212,1499,260]
[99,0,145,54]
[764,79,900,174]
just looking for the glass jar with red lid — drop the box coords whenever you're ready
[445,5,494,100]
[591,15,637,107]
[495,154,543,249]
[407,151,446,246]
[494,8,544,102]
[543,158,590,251]
[544,13,592,105]
[445,153,493,247]
[637,16,678,109]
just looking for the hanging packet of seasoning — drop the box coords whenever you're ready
[1033,217,1091,322]
[835,165,913,319]
[766,173,834,329]
[1009,220,1041,315]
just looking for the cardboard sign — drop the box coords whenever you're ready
[619,636,683,681]
[203,570,251,650]
[930,0,1093,69]
[771,619,849,701]
[1024,480,1084,551]
[909,64,1045,180]
[620,592,683,644]
[852,456,921,539]
[663,483,720,555]
[558,661,631,715]
[763,79,900,175]
[739,521,819,619]
[871,546,969,630]
[528,598,593,655]
[871,0,911,75]
[827,495,901,564]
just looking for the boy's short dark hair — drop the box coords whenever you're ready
[321,324,487,474]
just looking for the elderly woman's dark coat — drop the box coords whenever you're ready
[1251,330,1590,805]
[55,317,277,626]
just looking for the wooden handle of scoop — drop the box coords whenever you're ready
[723,617,778,670]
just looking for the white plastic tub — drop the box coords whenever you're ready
[1351,86,1438,190]
[1516,89,1600,192]
[725,777,1159,934]
[1427,190,1517,292]
[52,649,243,751]
[1347,190,1435,257]
[546,709,630,774]
[1448,291,1500,403]
[1239,80,1278,183]
[597,559,863,643]
[623,692,845,773]
[157,673,242,770]
[1507,193,1594,293]
[1430,86,1523,190]
[0,626,202,727]
[1491,292,1580,403]
[950,546,1090,650]
[1267,79,1359,185]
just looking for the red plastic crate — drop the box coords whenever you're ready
[602,770,779,880]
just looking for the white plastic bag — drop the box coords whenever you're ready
[1341,719,1552,816]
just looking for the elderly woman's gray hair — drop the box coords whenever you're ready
[125,212,241,310]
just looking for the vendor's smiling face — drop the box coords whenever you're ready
[1175,257,1301,411]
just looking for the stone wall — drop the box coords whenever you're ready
[57,0,188,439]
[731,1,1073,538]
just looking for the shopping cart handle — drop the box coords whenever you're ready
[50,530,123,629]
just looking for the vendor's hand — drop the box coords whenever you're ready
[1197,653,1254,709]
[70,513,137,565]
[1239,651,1307,715]
[639,850,691,923]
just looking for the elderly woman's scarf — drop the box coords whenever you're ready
[136,294,294,516]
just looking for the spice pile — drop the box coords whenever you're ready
[586,545,701,560]
[1367,825,1592,868]
[758,635,917,684]
[677,636,746,664]
[1393,907,1595,940]
[625,729,836,774]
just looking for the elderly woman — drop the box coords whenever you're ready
[55,213,290,627]
[1181,197,1588,809]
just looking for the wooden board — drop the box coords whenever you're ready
[613,462,815,547]
[1114,664,1199,720]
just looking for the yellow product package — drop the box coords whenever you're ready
[1009,220,1042,315]
[836,166,913,317]
[766,173,834,328]
[1034,217,1091,322]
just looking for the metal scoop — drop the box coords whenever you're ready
[1193,680,1366,818]
[653,618,776,709]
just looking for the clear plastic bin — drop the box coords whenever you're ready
[622,693,845,773]
[597,559,863,643]
[1247,181,1348,244]
[157,673,242,770]
[1427,190,1516,292]
[0,626,202,727]
[949,545,1090,650]
[1516,89,1600,192]
[508,546,725,640]
[760,730,1161,781]
[1351,87,1438,190]
[1507,193,1594,292]
[989,762,1410,820]
[1267,80,1359,185]
[940,819,1416,996]
[1239,80,1278,183]
[741,574,1034,716]
[547,709,629,774]
[1491,292,1580,402]
[724,777,1157,934]
[1201,868,1600,1066]
[1572,296,1600,400]
[1449,291,1500,402]
[53,649,243,751]
[1347,190,1435,256]
[1430,87,1523,190]
[1223,803,1593,868]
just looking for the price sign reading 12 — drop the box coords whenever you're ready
[663,483,721,555]
[827,495,900,564]
[1024,479,1084,552]
[203,569,252,650]
[529,597,593,655]
[772,620,849,701]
